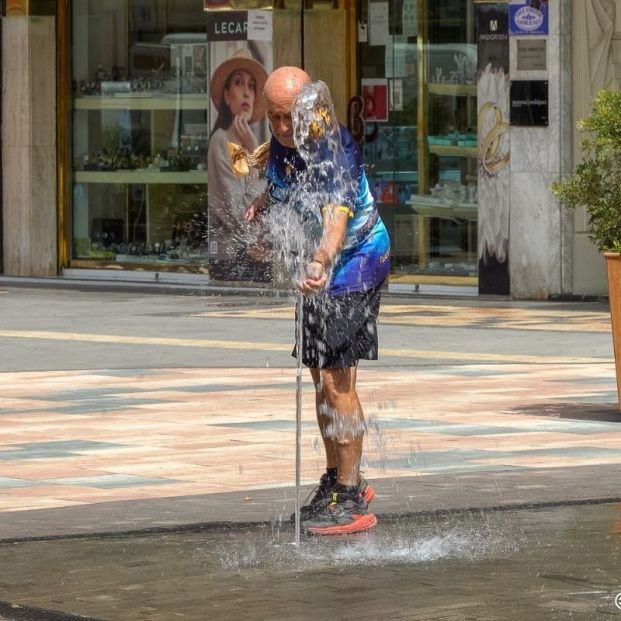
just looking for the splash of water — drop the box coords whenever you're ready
[216,521,519,571]
[264,81,361,543]
[263,80,358,287]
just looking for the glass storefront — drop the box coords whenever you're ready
[67,0,477,284]
[359,0,477,283]
[70,1,209,269]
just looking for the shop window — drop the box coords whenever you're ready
[70,0,210,269]
[359,0,478,284]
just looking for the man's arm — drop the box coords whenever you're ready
[244,188,270,222]
[297,204,350,294]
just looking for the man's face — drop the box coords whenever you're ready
[266,98,295,149]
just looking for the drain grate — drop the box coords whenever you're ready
[0,602,105,621]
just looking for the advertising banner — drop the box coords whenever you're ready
[477,2,511,295]
[206,11,273,282]
[509,0,549,36]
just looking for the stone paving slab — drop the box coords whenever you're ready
[0,362,619,539]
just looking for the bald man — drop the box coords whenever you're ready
[246,67,390,536]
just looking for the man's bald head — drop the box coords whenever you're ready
[264,66,311,111]
[264,66,311,148]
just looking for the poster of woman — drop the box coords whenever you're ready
[207,41,272,282]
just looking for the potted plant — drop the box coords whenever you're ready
[551,89,621,410]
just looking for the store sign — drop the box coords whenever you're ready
[476,2,511,296]
[477,3,509,73]
[510,80,549,126]
[509,0,548,36]
[517,39,546,70]
[206,11,248,40]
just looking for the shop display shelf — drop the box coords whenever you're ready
[74,170,207,185]
[73,94,209,111]
[407,194,478,220]
[428,144,478,158]
[428,83,477,97]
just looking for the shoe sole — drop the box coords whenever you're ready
[305,513,378,536]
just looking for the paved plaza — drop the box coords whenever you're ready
[0,281,620,619]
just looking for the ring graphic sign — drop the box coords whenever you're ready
[476,1,511,296]
[509,0,548,36]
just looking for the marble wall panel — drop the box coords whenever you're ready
[504,0,575,297]
[510,35,562,174]
[2,17,30,148]
[509,172,564,298]
[2,145,32,276]
[1,16,57,276]
[30,145,57,276]
[29,17,56,147]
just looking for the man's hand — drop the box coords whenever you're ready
[297,260,327,294]
[245,191,268,222]
[244,202,259,222]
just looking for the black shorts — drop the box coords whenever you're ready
[292,284,383,369]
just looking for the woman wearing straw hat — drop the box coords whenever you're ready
[207,48,269,281]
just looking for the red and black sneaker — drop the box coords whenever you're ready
[292,475,375,522]
[293,472,334,522]
[302,489,377,536]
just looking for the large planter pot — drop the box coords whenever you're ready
[605,253,621,410]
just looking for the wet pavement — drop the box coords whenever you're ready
[0,502,620,620]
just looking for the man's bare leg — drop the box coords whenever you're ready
[310,368,338,470]
[316,366,364,487]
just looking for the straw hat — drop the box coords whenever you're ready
[210,49,268,125]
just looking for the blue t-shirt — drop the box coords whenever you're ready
[266,125,390,295]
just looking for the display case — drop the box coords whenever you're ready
[70,1,209,268]
[359,0,478,282]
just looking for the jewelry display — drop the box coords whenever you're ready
[73,62,208,97]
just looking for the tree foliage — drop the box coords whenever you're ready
[551,90,621,253]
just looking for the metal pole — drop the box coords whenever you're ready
[294,293,304,544]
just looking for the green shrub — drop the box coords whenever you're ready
[551,90,621,253]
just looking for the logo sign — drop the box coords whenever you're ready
[509,1,548,36]
[490,20,498,31]
[510,80,549,127]
[206,11,248,41]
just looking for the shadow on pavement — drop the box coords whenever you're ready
[508,402,621,423]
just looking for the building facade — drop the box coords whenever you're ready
[0,0,613,297]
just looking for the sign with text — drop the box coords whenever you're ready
[206,11,248,41]
[510,80,549,126]
[517,39,547,70]
[509,0,549,36]
[248,10,272,41]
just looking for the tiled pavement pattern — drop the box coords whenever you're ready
[0,363,619,513]
[191,302,613,332]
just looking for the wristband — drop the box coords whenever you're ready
[311,259,326,270]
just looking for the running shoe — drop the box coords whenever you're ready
[293,472,334,522]
[291,475,375,522]
[302,490,377,536]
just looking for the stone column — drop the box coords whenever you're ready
[2,1,57,276]
[508,0,573,298]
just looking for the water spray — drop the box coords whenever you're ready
[294,293,304,545]
[286,81,354,544]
